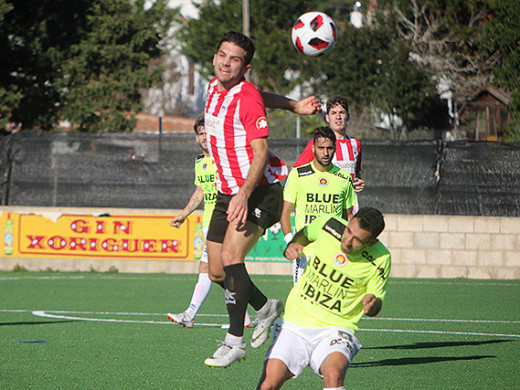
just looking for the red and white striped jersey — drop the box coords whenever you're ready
[204,77,288,195]
[293,137,362,179]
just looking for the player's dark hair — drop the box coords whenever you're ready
[326,95,349,114]
[313,126,336,144]
[217,31,255,66]
[354,207,385,239]
[193,116,204,133]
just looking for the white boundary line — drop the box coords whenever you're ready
[1,309,516,324]
[17,309,520,338]
[1,275,519,286]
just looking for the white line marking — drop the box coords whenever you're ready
[367,317,520,324]
[31,311,223,327]
[361,328,520,338]
[25,310,520,338]
[3,309,516,324]
[1,275,519,286]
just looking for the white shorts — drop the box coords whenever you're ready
[265,321,361,378]
[200,226,209,264]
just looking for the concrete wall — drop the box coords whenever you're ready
[380,214,520,279]
[1,207,519,279]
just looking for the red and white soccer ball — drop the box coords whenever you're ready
[291,11,337,57]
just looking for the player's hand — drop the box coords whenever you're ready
[169,215,185,228]
[294,95,322,115]
[284,243,304,261]
[362,294,382,316]
[353,177,365,192]
[227,191,248,228]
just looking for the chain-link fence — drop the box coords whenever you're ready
[1,131,519,216]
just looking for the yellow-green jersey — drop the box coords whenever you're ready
[194,154,217,228]
[284,162,356,256]
[284,215,391,333]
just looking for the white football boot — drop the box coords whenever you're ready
[204,340,247,368]
[166,312,194,329]
[251,299,283,349]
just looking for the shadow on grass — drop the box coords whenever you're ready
[352,355,495,367]
[0,320,75,326]
[364,339,513,350]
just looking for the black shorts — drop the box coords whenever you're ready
[206,183,283,244]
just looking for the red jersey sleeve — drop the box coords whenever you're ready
[293,139,314,167]
[239,82,269,143]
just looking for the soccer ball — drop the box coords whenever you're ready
[291,11,337,56]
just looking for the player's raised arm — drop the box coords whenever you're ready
[260,91,321,115]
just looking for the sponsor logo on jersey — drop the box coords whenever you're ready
[319,177,328,187]
[256,117,268,129]
[202,162,208,170]
[297,164,314,177]
[334,253,348,267]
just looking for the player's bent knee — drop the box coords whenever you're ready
[322,369,345,388]
[208,271,224,283]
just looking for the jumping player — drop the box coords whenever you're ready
[257,207,391,390]
[166,117,251,329]
[203,31,320,368]
[281,126,356,284]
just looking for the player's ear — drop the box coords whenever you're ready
[325,113,330,124]
[243,63,251,75]
[346,112,351,122]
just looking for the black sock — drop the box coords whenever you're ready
[223,263,263,337]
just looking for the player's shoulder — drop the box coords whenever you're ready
[330,165,353,182]
[238,80,262,98]
[317,215,347,242]
[195,153,205,163]
[295,163,315,177]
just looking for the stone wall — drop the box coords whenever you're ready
[381,214,520,279]
[1,207,519,279]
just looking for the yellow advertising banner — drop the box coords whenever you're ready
[1,211,203,261]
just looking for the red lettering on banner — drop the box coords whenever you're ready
[96,221,105,234]
[69,237,87,251]
[142,239,156,252]
[114,221,131,235]
[160,240,179,253]
[121,239,139,252]
[70,220,89,233]
[27,235,45,249]
[48,236,67,250]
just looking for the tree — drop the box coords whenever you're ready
[480,0,520,141]
[1,0,175,131]
[180,0,320,95]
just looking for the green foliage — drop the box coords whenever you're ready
[480,0,520,140]
[180,0,322,94]
[1,0,175,131]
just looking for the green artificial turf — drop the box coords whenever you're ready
[1,272,519,389]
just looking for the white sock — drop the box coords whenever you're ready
[225,332,244,347]
[184,273,212,320]
[323,387,345,390]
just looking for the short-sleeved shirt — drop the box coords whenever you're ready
[284,162,356,257]
[194,154,217,228]
[284,215,391,333]
[294,137,362,180]
[284,162,356,230]
[204,77,287,195]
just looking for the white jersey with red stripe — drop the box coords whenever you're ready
[204,77,288,195]
[293,136,362,179]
